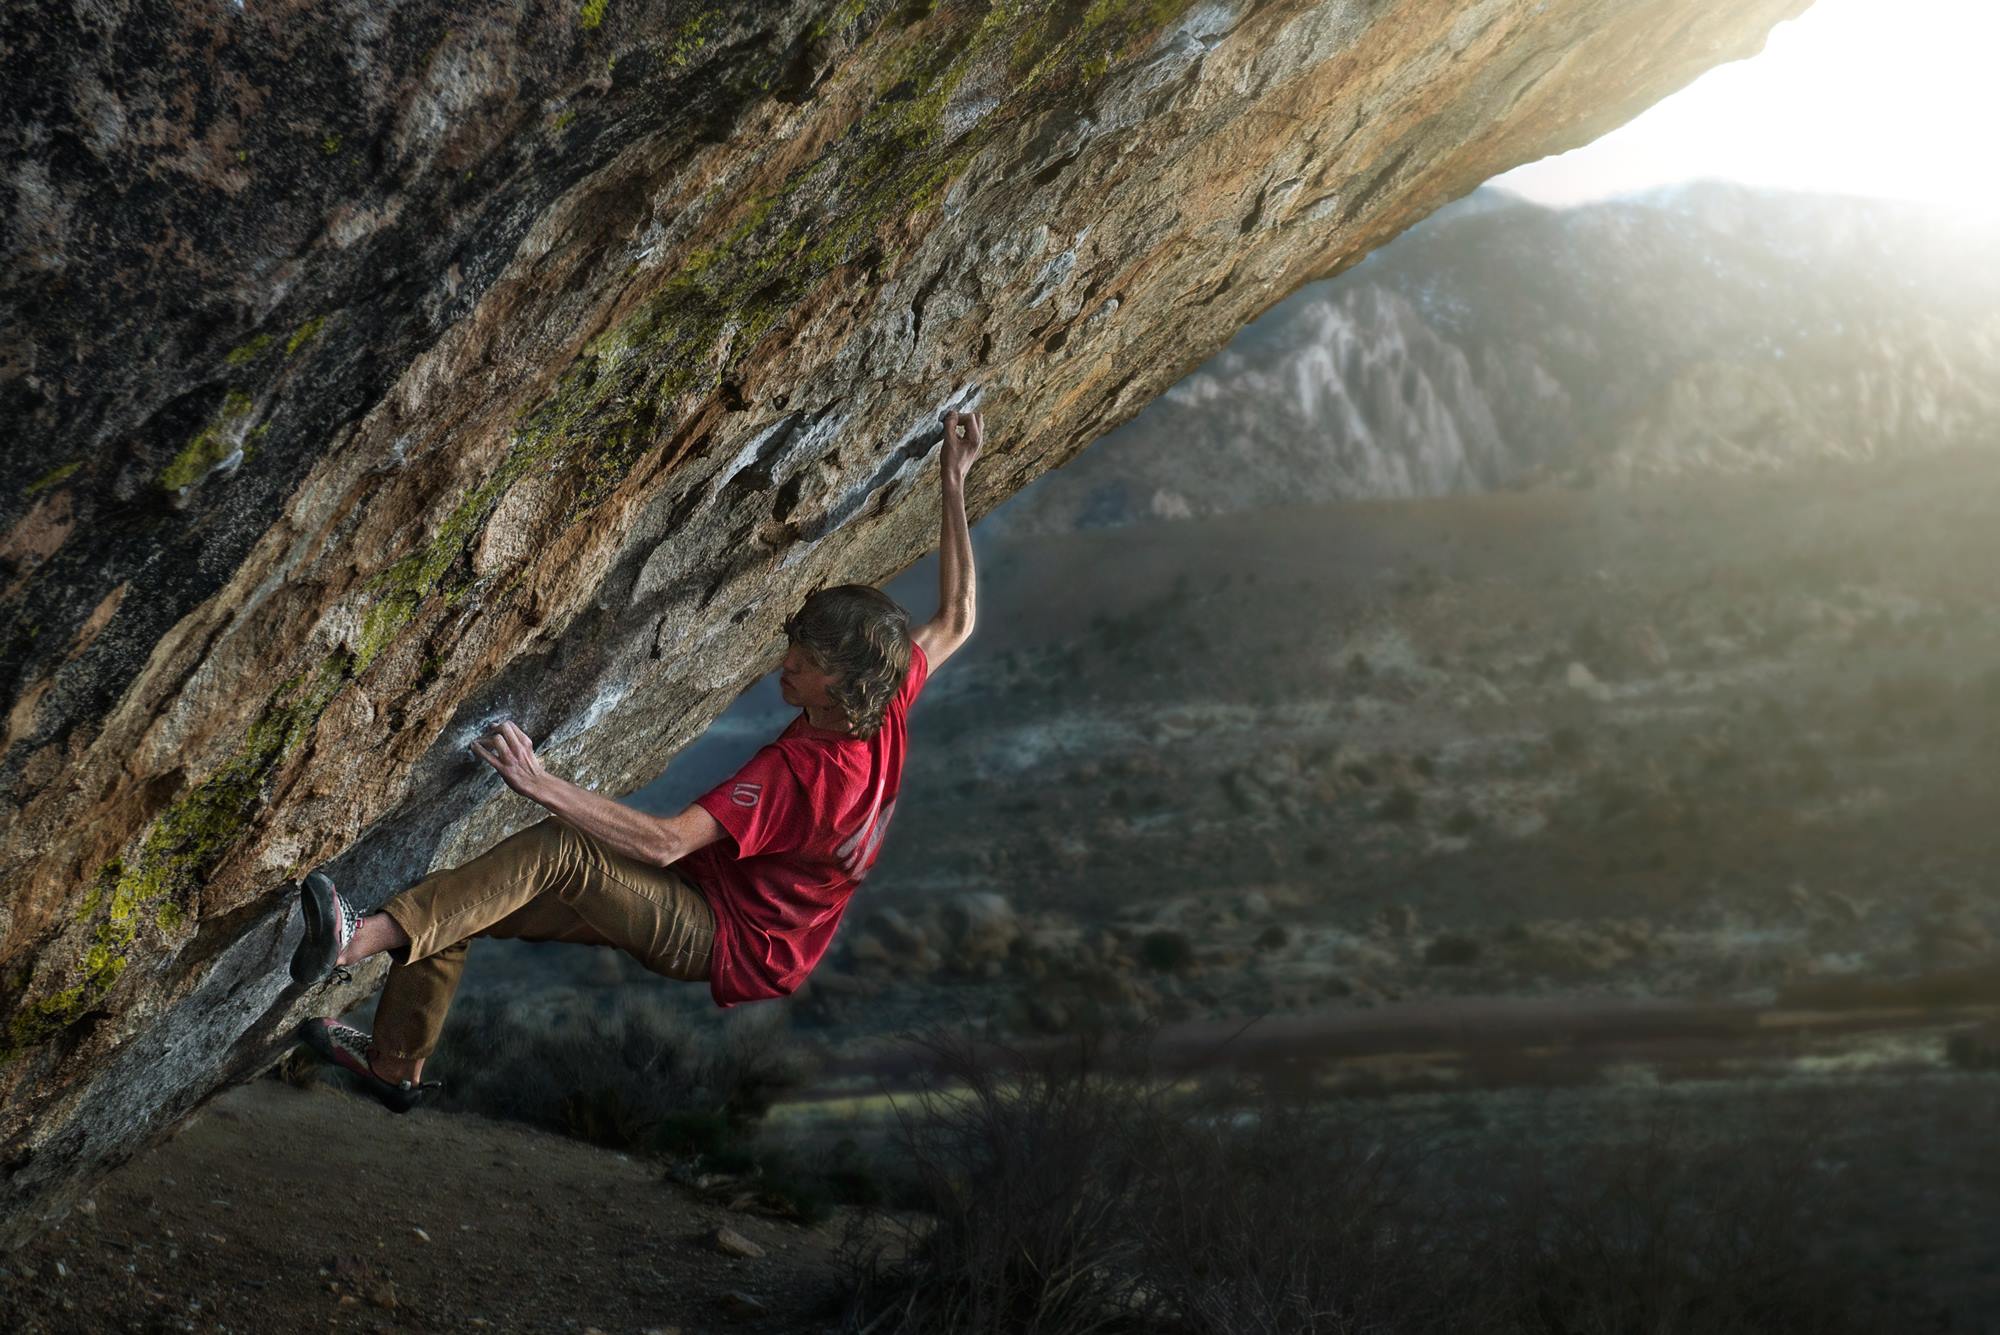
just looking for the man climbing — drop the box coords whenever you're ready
[289,408,985,1111]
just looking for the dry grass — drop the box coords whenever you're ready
[423,991,814,1148]
[838,1027,1886,1335]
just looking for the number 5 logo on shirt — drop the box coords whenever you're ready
[730,781,763,808]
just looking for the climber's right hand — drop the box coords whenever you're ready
[942,409,983,488]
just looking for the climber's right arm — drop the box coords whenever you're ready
[914,409,982,671]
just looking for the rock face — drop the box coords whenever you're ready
[0,0,1803,1240]
[986,181,2000,533]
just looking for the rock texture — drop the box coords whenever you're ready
[0,0,1804,1240]
[988,181,2000,533]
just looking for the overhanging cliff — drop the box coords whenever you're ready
[0,0,1807,1240]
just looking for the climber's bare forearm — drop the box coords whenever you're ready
[472,720,721,867]
[916,410,983,669]
[936,475,975,633]
[523,772,679,866]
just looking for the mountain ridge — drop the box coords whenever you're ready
[990,179,2000,535]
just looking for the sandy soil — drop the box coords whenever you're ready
[0,1077,863,1335]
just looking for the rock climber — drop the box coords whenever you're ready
[288,409,985,1111]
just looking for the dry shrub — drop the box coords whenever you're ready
[1133,1096,1451,1334]
[428,991,814,1152]
[1456,1110,1870,1335]
[267,1046,325,1089]
[844,1030,1172,1334]
[841,1027,1886,1335]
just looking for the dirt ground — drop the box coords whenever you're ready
[0,1077,863,1335]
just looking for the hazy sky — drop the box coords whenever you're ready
[1491,0,2000,218]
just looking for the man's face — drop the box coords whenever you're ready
[778,642,841,714]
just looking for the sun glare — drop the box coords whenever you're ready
[1493,0,2000,220]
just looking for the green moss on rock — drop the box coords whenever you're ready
[1,658,354,1064]
[24,461,80,497]
[806,0,869,46]
[663,10,716,67]
[160,391,253,493]
[223,334,274,367]
[105,664,340,908]
[285,316,327,356]
[7,986,88,1057]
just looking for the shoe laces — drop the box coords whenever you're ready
[324,1020,374,1064]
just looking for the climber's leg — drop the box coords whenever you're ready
[367,817,716,1080]
[366,938,471,1084]
[374,817,579,966]
[336,910,408,966]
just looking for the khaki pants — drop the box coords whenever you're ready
[373,817,716,1060]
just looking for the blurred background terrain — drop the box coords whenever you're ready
[13,0,2000,1321]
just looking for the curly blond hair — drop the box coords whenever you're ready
[782,584,912,739]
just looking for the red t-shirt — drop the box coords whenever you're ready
[681,641,930,1007]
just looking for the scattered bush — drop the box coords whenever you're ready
[268,1047,324,1089]
[425,991,814,1155]
[311,990,898,1226]
[1869,669,1951,718]
[1593,776,1646,823]
[840,1029,1888,1335]
[1789,741,1836,797]
[556,1085,653,1149]
[1945,1024,2000,1073]
[1978,665,2000,712]
[1138,930,1194,973]
[1424,934,1482,967]
[1377,784,1421,821]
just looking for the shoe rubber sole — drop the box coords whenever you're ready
[289,871,340,985]
[296,1019,441,1115]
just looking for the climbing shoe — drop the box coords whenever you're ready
[297,1018,442,1115]
[290,870,360,985]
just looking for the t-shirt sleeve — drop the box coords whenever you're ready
[901,639,931,709]
[693,744,810,858]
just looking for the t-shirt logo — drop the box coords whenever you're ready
[836,795,897,878]
[730,781,763,808]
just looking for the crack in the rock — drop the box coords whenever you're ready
[1341,145,1415,226]
[908,266,947,352]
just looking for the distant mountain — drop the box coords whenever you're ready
[987,182,2000,535]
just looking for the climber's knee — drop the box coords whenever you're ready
[521,815,603,895]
